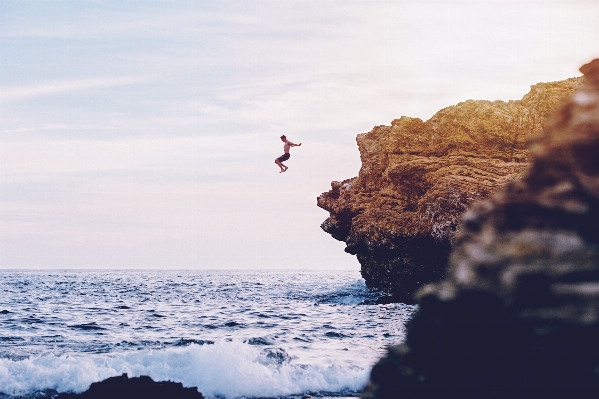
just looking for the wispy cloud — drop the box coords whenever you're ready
[0,75,155,103]
[1,0,598,269]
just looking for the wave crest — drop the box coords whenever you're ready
[0,341,368,398]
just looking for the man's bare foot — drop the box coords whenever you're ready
[279,167,288,173]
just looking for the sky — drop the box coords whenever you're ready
[0,0,598,270]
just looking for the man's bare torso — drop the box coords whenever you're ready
[283,140,293,153]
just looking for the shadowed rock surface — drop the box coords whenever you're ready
[318,76,582,303]
[362,59,599,398]
[50,374,204,399]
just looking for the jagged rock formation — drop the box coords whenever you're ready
[362,59,599,399]
[52,374,204,399]
[318,77,582,303]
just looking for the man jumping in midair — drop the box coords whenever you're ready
[275,135,301,173]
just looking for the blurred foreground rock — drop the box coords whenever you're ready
[53,374,204,399]
[362,59,599,398]
[318,76,581,303]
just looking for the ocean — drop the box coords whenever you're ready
[0,270,416,398]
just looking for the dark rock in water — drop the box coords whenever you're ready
[53,373,203,399]
[362,59,599,399]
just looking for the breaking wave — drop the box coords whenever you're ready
[0,341,367,398]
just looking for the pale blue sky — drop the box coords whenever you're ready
[1,0,598,269]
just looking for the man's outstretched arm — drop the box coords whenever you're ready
[288,142,302,147]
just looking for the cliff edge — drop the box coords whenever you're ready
[318,77,582,303]
[362,58,599,399]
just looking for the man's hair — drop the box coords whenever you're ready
[280,135,286,139]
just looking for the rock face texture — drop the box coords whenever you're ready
[318,77,582,303]
[362,59,599,399]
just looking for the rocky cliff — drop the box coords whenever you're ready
[318,76,582,303]
[362,59,599,399]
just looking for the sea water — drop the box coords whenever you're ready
[0,270,416,398]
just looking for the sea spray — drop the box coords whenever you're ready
[0,270,416,398]
[0,341,369,398]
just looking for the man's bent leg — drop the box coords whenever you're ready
[275,159,286,172]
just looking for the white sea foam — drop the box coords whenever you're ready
[0,341,369,398]
[0,271,415,397]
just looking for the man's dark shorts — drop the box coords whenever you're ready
[277,153,290,162]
